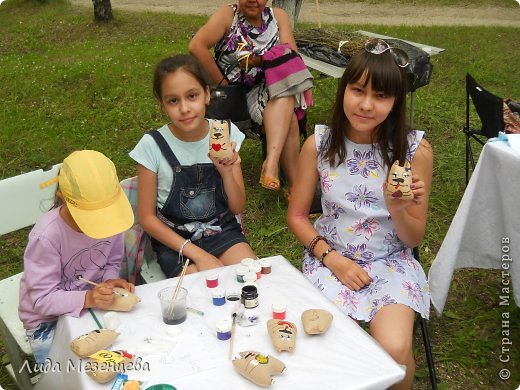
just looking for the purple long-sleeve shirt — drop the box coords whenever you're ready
[18,207,124,329]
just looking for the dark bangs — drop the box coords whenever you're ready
[360,51,405,99]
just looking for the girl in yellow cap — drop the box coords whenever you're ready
[18,150,135,366]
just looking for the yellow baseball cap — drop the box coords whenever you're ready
[58,150,133,239]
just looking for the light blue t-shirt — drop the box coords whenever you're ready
[129,119,245,208]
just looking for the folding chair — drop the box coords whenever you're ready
[0,164,61,389]
[413,247,438,390]
[464,73,504,186]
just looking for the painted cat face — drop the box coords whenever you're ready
[209,119,233,160]
[385,160,413,200]
[267,319,297,352]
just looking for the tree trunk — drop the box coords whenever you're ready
[92,0,113,22]
[273,0,303,27]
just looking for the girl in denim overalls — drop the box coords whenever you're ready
[130,55,256,277]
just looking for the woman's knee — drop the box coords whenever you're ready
[370,304,415,363]
[378,334,413,364]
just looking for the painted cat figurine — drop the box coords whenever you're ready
[209,119,233,160]
[385,160,414,200]
[267,319,297,352]
[232,351,286,387]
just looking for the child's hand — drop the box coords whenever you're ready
[209,142,241,175]
[194,256,224,272]
[104,278,135,293]
[384,175,425,214]
[84,283,116,309]
[325,252,371,291]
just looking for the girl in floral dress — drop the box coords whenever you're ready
[287,40,433,389]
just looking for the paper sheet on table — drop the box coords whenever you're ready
[507,134,520,154]
[116,313,218,381]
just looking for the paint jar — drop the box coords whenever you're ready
[241,285,259,309]
[205,271,219,288]
[260,258,272,275]
[243,271,257,285]
[272,302,287,320]
[216,319,232,341]
[248,262,262,280]
[227,289,241,302]
[211,287,226,306]
[235,265,249,283]
[241,258,255,268]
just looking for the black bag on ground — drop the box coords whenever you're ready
[206,83,252,133]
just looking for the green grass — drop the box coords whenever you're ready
[1,1,519,389]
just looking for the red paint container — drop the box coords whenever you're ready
[205,271,219,288]
[272,302,287,320]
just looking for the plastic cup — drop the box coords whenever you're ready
[205,271,219,288]
[158,286,188,325]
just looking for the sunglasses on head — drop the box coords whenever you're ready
[364,39,410,68]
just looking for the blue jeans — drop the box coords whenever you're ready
[26,321,57,366]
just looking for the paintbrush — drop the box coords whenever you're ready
[167,258,191,318]
[228,312,237,360]
[77,276,127,297]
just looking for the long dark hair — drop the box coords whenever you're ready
[152,55,210,100]
[321,48,410,169]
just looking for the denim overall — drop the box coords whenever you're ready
[148,130,247,277]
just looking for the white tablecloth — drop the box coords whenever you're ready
[428,141,520,315]
[35,256,404,390]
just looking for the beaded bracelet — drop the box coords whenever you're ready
[319,247,336,262]
[307,235,327,257]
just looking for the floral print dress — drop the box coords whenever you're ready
[302,125,430,321]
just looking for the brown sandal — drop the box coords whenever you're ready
[259,173,280,191]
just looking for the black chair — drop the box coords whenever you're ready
[413,246,438,390]
[464,73,504,186]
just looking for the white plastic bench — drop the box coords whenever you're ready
[0,163,61,389]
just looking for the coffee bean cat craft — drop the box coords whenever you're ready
[209,119,234,160]
[106,288,141,312]
[267,319,297,352]
[301,309,333,335]
[385,160,414,201]
[85,350,134,384]
[70,329,119,358]
[232,351,287,387]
